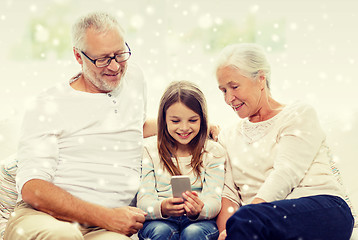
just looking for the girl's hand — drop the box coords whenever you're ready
[161,197,185,217]
[182,191,204,219]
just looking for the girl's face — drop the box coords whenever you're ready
[166,102,201,150]
[217,65,263,119]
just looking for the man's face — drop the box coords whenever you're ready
[80,27,128,93]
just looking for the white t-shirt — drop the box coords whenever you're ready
[16,63,147,208]
[219,102,347,206]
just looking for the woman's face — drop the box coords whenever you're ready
[217,65,263,119]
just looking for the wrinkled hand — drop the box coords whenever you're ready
[182,191,204,219]
[251,197,266,204]
[161,197,185,217]
[103,206,146,236]
[218,230,227,240]
[209,124,221,141]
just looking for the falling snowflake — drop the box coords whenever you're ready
[147,206,154,213]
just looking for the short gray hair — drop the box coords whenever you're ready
[72,12,125,51]
[216,43,271,90]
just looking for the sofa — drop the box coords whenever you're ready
[0,118,357,239]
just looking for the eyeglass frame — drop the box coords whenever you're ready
[80,42,131,68]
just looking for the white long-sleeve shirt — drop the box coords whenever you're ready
[219,102,347,206]
[137,136,226,220]
[16,63,147,208]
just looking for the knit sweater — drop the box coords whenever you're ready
[219,102,347,206]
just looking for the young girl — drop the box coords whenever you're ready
[137,81,226,240]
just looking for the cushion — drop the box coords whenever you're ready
[0,154,18,238]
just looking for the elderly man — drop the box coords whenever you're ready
[4,12,154,240]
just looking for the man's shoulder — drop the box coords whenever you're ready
[125,62,145,83]
[31,81,69,103]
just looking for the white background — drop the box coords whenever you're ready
[1,0,357,217]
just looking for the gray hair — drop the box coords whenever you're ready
[72,12,125,51]
[215,43,271,90]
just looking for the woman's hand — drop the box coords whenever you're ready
[218,229,227,240]
[160,197,185,217]
[251,197,266,204]
[209,124,221,141]
[182,191,204,219]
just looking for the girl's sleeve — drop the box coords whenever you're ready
[196,142,226,220]
[137,146,166,220]
[256,104,326,202]
[218,130,241,206]
[221,152,241,206]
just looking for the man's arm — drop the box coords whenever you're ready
[143,119,157,138]
[21,179,146,236]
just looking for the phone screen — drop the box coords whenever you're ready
[171,175,191,199]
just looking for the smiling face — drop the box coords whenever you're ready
[75,27,128,93]
[166,102,201,151]
[217,65,264,119]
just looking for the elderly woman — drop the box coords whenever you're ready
[215,43,354,240]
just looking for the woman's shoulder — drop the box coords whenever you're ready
[282,101,318,120]
[286,101,315,112]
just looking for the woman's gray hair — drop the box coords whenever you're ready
[215,43,271,90]
[72,12,125,51]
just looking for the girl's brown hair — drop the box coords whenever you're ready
[157,81,208,180]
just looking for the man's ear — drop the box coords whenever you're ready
[73,47,83,65]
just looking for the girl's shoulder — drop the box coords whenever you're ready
[204,139,227,158]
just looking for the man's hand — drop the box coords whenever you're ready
[103,206,147,236]
[161,197,185,217]
[21,179,147,237]
[182,191,204,219]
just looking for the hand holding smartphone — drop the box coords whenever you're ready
[171,175,191,199]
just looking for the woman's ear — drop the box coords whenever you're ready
[258,71,266,90]
[73,47,83,65]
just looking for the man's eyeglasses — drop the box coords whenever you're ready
[80,42,131,68]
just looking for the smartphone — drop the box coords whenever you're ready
[171,175,192,199]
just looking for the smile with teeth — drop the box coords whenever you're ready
[231,102,244,111]
[104,72,119,77]
[177,132,192,139]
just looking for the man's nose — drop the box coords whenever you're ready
[106,58,121,72]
